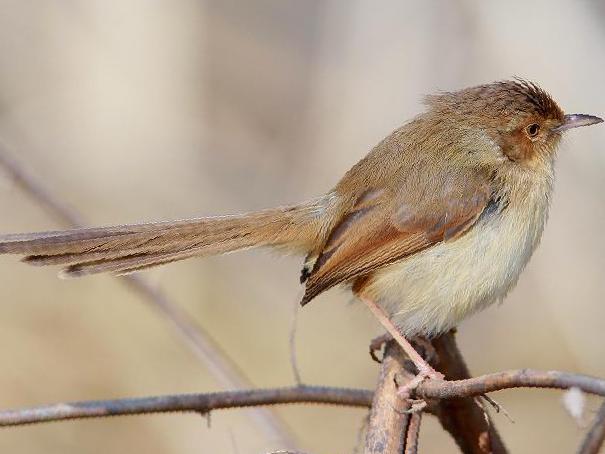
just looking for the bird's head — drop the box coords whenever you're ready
[424,79,602,168]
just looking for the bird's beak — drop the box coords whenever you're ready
[553,114,603,133]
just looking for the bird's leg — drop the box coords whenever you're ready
[361,297,444,383]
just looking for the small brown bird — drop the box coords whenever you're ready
[0,79,602,377]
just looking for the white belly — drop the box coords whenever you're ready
[364,193,550,337]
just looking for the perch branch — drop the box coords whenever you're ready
[430,331,507,453]
[415,369,605,400]
[365,340,413,453]
[0,363,603,443]
[0,146,296,446]
[0,386,373,427]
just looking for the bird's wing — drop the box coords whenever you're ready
[300,169,493,305]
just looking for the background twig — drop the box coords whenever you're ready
[0,146,297,446]
[577,400,605,454]
[289,297,302,386]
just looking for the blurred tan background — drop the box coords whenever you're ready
[0,1,603,453]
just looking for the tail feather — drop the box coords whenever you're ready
[0,200,327,277]
[0,220,208,255]
[62,248,206,277]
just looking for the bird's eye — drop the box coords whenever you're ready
[526,123,540,138]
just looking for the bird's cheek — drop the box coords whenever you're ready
[498,132,533,162]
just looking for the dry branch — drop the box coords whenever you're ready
[0,351,602,449]
[0,386,373,427]
[365,341,412,453]
[415,370,605,400]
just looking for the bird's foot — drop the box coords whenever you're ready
[404,399,428,414]
[362,297,443,381]
[397,366,444,399]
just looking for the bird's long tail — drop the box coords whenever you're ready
[0,199,327,277]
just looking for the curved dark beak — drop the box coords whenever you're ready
[553,114,603,133]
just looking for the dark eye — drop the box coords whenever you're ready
[526,123,540,137]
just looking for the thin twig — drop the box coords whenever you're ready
[0,386,373,427]
[416,369,605,400]
[481,394,514,423]
[0,146,297,446]
[577,400,605,454]
[289,297,302,386]
[0,147,86,226]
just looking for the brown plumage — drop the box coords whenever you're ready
[0,203,326,277]
[0,79,601,338]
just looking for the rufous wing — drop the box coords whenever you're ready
[300,175,493,305]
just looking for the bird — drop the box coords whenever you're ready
[0,79,601,378]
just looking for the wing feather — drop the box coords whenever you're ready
[301,172,492,305]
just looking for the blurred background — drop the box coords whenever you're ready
[0,1,603,453]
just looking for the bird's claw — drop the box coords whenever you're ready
[397,368,444,398]
[404,399,428,414]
